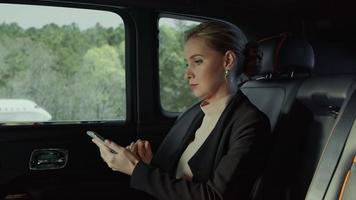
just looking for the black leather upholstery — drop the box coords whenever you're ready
[296,75,356,200]
[247,40,355,200]
[278,36,315,74]
[257,38,277,75]
[325,115,356,200]
[243,34,356,200]
[241,79,302,132]
[297,75,355,116]
[241,33,315,200]
[257,33,315,77]
[242,33,315,131]
[303,78,356,200]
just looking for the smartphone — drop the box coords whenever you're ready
[87,131,117,154]
[87,130,106,143]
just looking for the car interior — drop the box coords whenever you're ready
[0,0,355,199]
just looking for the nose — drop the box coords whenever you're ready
[184,66,194,80]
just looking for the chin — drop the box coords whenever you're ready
[192,91,204,98]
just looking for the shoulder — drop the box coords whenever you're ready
[175,100,202,121]
[228,91,271,134]
[231,91,267,119]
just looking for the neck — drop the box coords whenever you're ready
[204,86,235,104]
[204,76,238,104]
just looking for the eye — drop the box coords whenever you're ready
[185,63,189,68]
[194,59,203,65]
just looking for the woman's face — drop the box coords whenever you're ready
[184,37,229,102]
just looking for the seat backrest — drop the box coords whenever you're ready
[304,78,356,200]
[337,155,356,200]
[327,116,356,200]
[241,33,314,131]
[240,33,315,200]
[243,35,356,200]
[250,66,355,200]
[294,75,356,200]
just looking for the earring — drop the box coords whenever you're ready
[225,69,230,78]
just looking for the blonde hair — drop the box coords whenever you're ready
[185,20,248,76]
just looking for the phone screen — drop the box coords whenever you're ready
[87,131,106,143]
[87,131,117,154]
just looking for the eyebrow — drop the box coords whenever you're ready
[189,54,204,59]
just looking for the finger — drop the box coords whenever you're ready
[123,147,139,161]
[92,138,112,153]
[92,138,104,148]
[132,142,138,154]
[104,140,124,152]
[92,139,114,160]
[144,141,151,151]
[125,142,133,150]
[129,142,134,151]
[137,140,145,157]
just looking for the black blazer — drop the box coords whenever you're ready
[130,91,271,200]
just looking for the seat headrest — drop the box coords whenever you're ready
[256,33,315,77]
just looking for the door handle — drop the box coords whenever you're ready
[29,148,68,170]
[37,157,65,165]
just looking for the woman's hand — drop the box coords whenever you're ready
[126,139,153,164]
[92,138,139,176]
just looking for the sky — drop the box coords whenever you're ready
[0,3,123,30]
[159,18,200,27]
[0,3,200,30]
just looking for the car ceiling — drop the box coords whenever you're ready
[34,0,355,36]
[36,0,353,16]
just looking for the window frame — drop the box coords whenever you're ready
[0,2,137,126]
[157,13,206,116]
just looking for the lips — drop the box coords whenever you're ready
[190,84,198,90]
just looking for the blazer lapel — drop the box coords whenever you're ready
[169,111,204,172]
[152,105,204,172]
[153,91,245,179]
[188,92,244,181]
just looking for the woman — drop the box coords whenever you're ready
[92,20,270,200]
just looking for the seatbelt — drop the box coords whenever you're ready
[338,156,356,200]
[306,87,356,200]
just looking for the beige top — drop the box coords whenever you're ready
[175,95,231,180]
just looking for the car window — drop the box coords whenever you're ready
[158,17,200,113]
[0,4,125,123]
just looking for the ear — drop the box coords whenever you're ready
[223,50,237,70]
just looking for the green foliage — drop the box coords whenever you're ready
[159,21,198,112]
[0,23,126,121]
[0,19,198,122]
